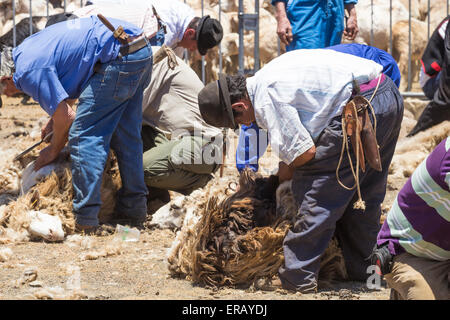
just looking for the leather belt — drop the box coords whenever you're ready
[119,35,149,57]
[97,13,149,57]
[93,36,149,73]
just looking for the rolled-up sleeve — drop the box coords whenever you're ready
[255,102,315,165]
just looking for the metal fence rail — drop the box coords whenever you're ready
[5,0,450,98]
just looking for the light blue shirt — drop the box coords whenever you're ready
[246,49,382,164]
[13,16,142,115]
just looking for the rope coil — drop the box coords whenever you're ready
[336,75,382,211]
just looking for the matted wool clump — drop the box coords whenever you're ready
[168,170,347,288]
[0,153,121,243]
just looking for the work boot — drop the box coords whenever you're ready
[74,223,116,236]
[147,186,171,203]
[108,212,146,230]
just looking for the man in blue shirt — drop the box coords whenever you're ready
[0,16,153,233]
[273,0,359,51]
[236,44,401,174]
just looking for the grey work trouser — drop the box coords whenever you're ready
[142,126,220,195]
[279,76,404,292]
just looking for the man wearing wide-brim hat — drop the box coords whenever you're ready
[198,49,404,293]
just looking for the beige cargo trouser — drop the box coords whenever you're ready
[384,252,450,300]
[142,125,220,195]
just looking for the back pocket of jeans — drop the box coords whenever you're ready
[113,69,143,101]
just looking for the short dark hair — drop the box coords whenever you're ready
[188,17,201,31]
[226,74,247,104]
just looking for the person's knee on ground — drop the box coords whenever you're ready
[384,257,436,300]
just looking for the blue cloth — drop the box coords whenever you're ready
[235,123,268,172]
[149,26,166,47]
[327,43,401,88]
[69,44,153,227]
[280,77,403,291]
[12,16,142,116]
[272,0,357,51]
[422,72,441,100]
[236,44,394,173]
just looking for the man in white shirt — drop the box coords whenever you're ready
[141,47,222,198]
[198,49,404,293]
[86,0,224,57]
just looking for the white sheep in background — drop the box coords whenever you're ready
[392,18,428,92]
[418,0,449,31]
[350,0,418,51]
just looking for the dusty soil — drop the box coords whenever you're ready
[0,95,422,300]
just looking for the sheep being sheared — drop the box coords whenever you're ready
[0,151,121,243]
[167,169,347,289]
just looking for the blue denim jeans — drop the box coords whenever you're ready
[149,25,166,47]
[279,77,404,292]
[69,44,153,227]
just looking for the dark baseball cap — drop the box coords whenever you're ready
[196,15,223,56]
[198,73,236,129]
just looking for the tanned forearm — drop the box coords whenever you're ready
[34,100,76,171]
[344,3,358,40]
[50,101,75,154]
[274,1,288,20]
[274,1,293,45]
[277,146,316,183]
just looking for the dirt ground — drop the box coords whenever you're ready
[0,96,417,301]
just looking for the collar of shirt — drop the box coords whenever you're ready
[152,0,196,47]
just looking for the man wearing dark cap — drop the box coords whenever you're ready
[87,0,224,57]
[198,49,404,293]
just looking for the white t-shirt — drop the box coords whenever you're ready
[151,0,196,48]
[89,0,195,49]
[74,3,158,39]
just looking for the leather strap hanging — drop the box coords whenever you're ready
[336,76,383,211]
[97,14,129,45]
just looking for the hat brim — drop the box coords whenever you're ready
[196,15,209,56]
[218,73,236,129]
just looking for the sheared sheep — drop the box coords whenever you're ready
[167,169,347,289]
[0,151,121,243]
